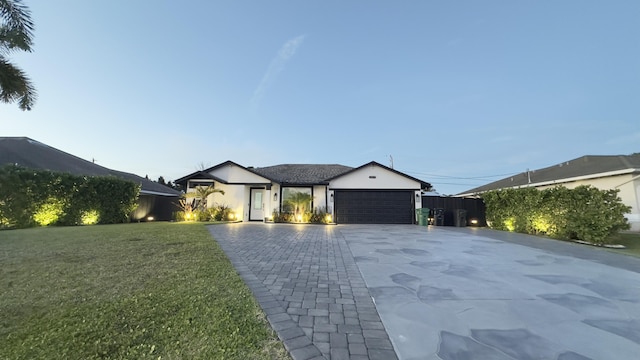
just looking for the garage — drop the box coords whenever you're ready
[334,190,415,224]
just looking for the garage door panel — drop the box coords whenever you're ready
[334,190,414,224]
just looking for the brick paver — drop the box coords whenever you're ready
[208,223,398,360]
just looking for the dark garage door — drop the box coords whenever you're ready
[334,190,414,224]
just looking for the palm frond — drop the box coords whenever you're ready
[0,0,34,53]
[0,55,36,110]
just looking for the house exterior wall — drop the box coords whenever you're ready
[270,184,281,216]
[209,163,270,184]
[213,182,246,221]
[329,165,420,190]
[313,185,329,212]
[533,173,639,232]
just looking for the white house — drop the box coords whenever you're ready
[457,154,640,232]
[175,161,431,224]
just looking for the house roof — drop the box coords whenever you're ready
[0,137,180,197]
[176,160,431,188]
[250,164,354,185]
[326,161,432,190]
[457,154,640,196]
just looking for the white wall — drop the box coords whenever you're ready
[313,185,329,212]
[270,184,281,216]
[209,163,270,183]
[329,164,420,189]
[214,182,246,221]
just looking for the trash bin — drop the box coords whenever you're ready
[454,209,467,227]
[416,208,429,226]
[434,208,445,226]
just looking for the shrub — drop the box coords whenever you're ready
[272,207,332,224]
[272,211,292,223]
[213,204,232,221]
[0,165,140,229]
[309,207,332,224]
[482,185,630,244]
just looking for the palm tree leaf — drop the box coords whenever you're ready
[0,55,36,110]
[0,0,34,52]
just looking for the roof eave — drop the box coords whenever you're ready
[457,168,640,197]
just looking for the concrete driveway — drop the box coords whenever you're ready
[208,223,640,360]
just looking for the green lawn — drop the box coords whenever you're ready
[0,222,290,360]
[606,232,640,258]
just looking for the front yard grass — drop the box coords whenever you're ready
[606,232,640,258]
[0,222,290,360]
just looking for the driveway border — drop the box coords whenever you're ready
[210,223,399,360]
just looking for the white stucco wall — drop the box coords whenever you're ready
[329,164,421,190]
[214,182,246,221]
[313,185,328,212]
[270,184,281,216]
[209,163,270,184]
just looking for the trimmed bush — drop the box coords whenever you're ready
[272,207,332,224]
[482,185,630,244]
[0,165,140,229]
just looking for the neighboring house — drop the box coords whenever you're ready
[457,154,640,231]
[174,160,431,224]
[0,137,181,221]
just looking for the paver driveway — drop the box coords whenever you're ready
[208,223,640,360]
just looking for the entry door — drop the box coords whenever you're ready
[249,188,265,221]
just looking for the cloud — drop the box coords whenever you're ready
[251,34,306,107]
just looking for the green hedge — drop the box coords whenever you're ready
[482,185,630,244]
[0,165,140,229]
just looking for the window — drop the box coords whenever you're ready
[188,180,214,189]
[282,187,312,213]
[254,191,263,210]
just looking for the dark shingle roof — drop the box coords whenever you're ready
[458,154,640,195]
[251,164,354,184]
[0,137,180,196]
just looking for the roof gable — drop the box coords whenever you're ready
[328,161,431,189]
[175,160,271,185]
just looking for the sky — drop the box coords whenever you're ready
[3,1,640,195]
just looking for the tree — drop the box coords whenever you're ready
[0,0,36,110]
[184,185,224,211]
[284,191,313,221]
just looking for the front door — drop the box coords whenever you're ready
[249,188,265,221]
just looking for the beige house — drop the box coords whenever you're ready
[457,154,640,232]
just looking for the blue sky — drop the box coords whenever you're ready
[3,1,639,195]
